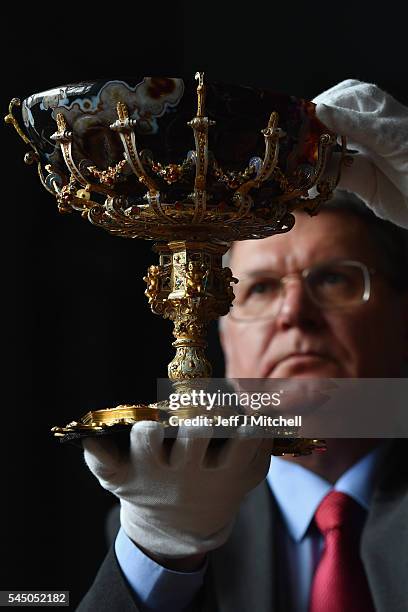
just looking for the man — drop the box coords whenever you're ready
[78,82,408,611]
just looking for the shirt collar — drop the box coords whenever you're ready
[267,444,385,542]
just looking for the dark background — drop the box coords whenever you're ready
[3,3,407,608]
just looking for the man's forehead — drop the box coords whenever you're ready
[229,211,374,274]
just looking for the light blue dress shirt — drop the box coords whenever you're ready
[115,445,385,612]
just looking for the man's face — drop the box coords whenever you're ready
[220,211,408,378]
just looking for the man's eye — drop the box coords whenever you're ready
[249,282,267,294]
[248,280,280,295]
[319,272,346,285]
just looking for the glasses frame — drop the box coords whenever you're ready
[228,259,377,323]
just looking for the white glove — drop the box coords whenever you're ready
[313,79,408,229]
[83,422,272,558]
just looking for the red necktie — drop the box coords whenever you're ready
[309,490,375,612]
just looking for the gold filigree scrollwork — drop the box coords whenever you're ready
[228,112,282,223]
[290,132,340,217]
[272,166,290,192]
[150,161,185,184]
[88,159,127,186]
[229,191,254,220]
[4,98,57,195]
[53,173,100,217]
[51,113,89,187]
[187,72,215,223]
[309,134,352,216]
[300,134,346,217]
[277,132,337,206]
[196,71,205,118]
[211,161,257,190]
[5,98,35,148]
[110,102,157,192]
[56,174,77,213]
[110,102,177,224]
[305,132,337,193]
[257,112,283,184]
[147,190,179,224]
[301,175,338,216]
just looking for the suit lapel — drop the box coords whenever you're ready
[205,481,277,612]
[361,440,408,612]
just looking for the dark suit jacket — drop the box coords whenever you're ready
[77,441,408,612]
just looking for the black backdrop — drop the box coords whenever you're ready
[3,3,407,608]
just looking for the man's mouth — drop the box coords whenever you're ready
[264,352,334,376]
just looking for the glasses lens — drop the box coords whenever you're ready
[232,275,282,320]
[306,262,367,307]
[229,262,369,322]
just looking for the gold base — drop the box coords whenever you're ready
[51,404,161,437]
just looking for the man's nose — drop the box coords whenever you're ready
[274,278,323,330]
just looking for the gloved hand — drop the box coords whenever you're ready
[313,79,408,229]
[83,422,272,558]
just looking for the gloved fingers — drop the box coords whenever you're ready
[315,84,408,156]
[315,102,377,150]
[312,79,361,102]
[169,424,213,469]
[313,79,372,110]
[368,170,408,228]
[214,425,265,469]
[83,435,123,481]
[129,421,167,467]
[337,155,408,229]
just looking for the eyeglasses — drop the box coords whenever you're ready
[229,259,376,323]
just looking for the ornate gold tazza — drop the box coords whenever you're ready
[6,73,347,455]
